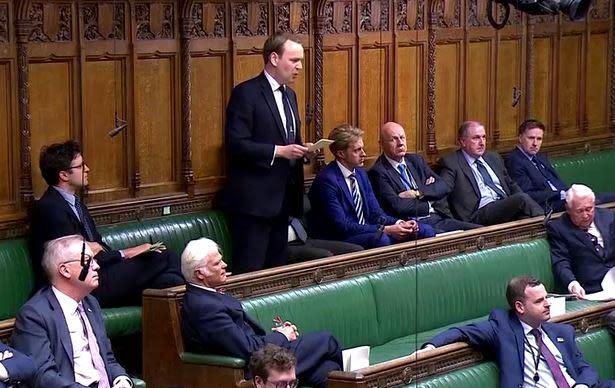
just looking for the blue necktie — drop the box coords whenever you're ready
[397,164,418,190]
[531,156,557,189]
[74,195,95,241]
[349,174,366,225]
[279,85,295,143]
[475,160,507,199]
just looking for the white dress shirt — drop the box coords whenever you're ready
[587,221,604,247]
[264,70,297,165]
[461,151,505,209]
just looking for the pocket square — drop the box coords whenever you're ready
[556,337,565,343]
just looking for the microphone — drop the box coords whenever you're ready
[78,240,91,281]
[542,199,553,227]
[108,113,127,138]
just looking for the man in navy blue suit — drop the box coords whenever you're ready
[222,32,312,274]
[419,276,615,388]
[180,238,343,388]
[12,235,133,388]
[369,122,482,233]
[547,184,615,299]
[0,342,35,388]
[506,119,615,212]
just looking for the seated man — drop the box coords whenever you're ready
[507,119,615,213]
[287,216,363,263]
[0,343,35,388]
[180,238,343,388]
[29,141,184,307]
[308,124,435,249]
[369,122,482,232]
[547,184,615,298]
[419,276,614,388]
[440,121,543,226]
[12,235,133,388]
[249,344,297,388]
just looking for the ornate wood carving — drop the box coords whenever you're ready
[323,1,352,34]
[434,0,460,28]
[0,4,8,42]
[611,13,615,131]
[396,0,424,30]
[180,8,195,195]
[191,2,226,38]
[525,16,534,119]
[275,2,310,34]
[359,0,389,31]
[135,2,175,40]
[29,2,72,42]
[505,8,521,25]
[590,0,610,19]
[467,0,488,27]
[426,4,437,154]
[313,0,326,171]
[534,13,556,23]
[83,2,125,40]
[232,2,268,36]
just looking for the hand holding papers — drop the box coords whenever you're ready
[584,268,615,301]
[307,138,334,152]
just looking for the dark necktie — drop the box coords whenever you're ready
[279,85,295,143]
[587,232,606,259]
[530,328,571,388]
[531,157,556,189]
[349,173,366,225]
[475,159,507,199]
[289,217,308,243]
[77,303,110,388]
[74,196,94,241]
[397,164,418,190]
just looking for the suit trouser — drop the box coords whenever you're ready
[422,214,483,233]
[472,193,543,226]
[287,238,364,263]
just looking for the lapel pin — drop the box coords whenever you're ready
[556,337,565,343]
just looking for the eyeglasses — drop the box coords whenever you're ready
[265,379,298,388]
[66,161,87,170]
[60,254,95,265]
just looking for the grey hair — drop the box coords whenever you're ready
[42,235,85,280]
[181,238,220,282]
[565,184,595,204]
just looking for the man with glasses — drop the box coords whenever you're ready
[249,344,298,388]
[29,140,184,307]
[12,235,133,387]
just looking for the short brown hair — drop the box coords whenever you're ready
[249,344,296,381]
[518,119,545,136]
[457,121,483,140]
[328,124,363,154]
[506,276,543,309]
[263,31,295,64]
[39,140,82,186]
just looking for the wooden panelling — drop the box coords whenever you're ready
[323,49,352,136]
[29,61,73,198]
[557,34,582,135]
[496,38,522,140]
[435,42,460,149]
[191,54,226,182]
[359,46,388,157]
[586,33,608,131]
[0,62,12,206]
[531,36,552,133]
[395,45,420,151]
[465,41,491,126]
[234,53,263,86]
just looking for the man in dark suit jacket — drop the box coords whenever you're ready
[369,122,482,233]
[507,119,615,213]
[440,121,543,226]
[223,31,312,274]
[29,141,184,307]
[12,235,133,388]
[308,125,435,249]
[0,342,35,388]
[547,184,615,299]
[180,238,343,388]
[419,276,614,388]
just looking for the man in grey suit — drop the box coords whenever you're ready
[12,235,132,388]
[440,121,543,226]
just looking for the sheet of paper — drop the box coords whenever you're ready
[584,290,615,302]
[583,267,615,301]
[308,138,334,152]
[342,346,370,372]
[547,297,566,317]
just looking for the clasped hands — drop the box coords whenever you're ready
[384,220,419,240]
[0,350,13,361]
[271,316,299,341]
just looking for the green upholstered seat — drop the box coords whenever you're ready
[552,150,615,193]
[0,239,34,321]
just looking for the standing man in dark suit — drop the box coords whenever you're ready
[308,124,435,248]
[369,122,481,232]
[180,238,343,388]
[0,343,35,388]
[12,235,133,388]
[29,141,184,307]
[223,31,311,274]
[507,119,615,213]
[417,276,614,388]
[547,184,615,299]
[440,121,543,226]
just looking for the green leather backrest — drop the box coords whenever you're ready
[99,210,233,269]
[368,239,553,344]
[576,328,615,379]
[242,277,380,349]
[551,150,615,193]
[0,239,34,320]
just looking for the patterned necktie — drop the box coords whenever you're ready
[475,160,507,199]
[587,233,606,259]
[74,196,94,241]
[397,164,418,190]
[279,85,295,143]
[77,303,110,388]
[349,173,366,225]
[530,328,571,388]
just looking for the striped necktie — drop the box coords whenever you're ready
[349,173,366,224]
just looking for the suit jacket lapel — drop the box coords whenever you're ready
[289,89,301,143]
[258,73,287,142]
[563,214,602,257]
[457,151,480,196]
[542,324,577,378]
[49,187,83,227]
[510,315,527,375]
[594,209,609,253]
[45,289,74,363]
[333,164,355,213]
[484,153,510,194]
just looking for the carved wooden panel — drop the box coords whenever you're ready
[0,62,13,206]
[396,0,424,30]
[531,37,551,132]
[435,43,460,149]
[434,0,461,29]
[467,0,488,27]
[82,2,125,40]
[359,47,388,156]
[29,61,73,198]
[234,53,263,85]
[191,2,226,38]
[323,1,353,34]
[590,0,610,20]
[496,39,522,140]
[395,45,421,151]
[323,49,352,137]
[135,2,175,40]
[586,33,608,131]
[232,1,268,37]
[275,1,310,34]
[558,34,582,135]
[29,2,73,42]
[0,3,8,43]
[466,41,491,126]
[359,0,389,32]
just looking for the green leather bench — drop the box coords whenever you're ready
[414,328,615,387]
[552,149,615,193]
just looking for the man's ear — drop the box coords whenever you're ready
[58,170,70,183]
[253,375,265,388]
[58,264,72,280]
[270,52,279,67]
[514,300,525,315]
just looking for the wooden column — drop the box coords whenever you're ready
[180,0,195,196]
[426,0,437,154]
[313,0,326,171]
[525,15,534,120]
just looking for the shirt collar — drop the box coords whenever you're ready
[52,285,80,314]
[516,145,534,161]
[53,186,77,207]
[336,161,355,179]
[264,70,282,93]
[520,319,542,336]
[384,155,405,170]
[189,282,218,294]
[461,150,481,165]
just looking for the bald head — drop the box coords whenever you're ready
[379,122,407,162]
